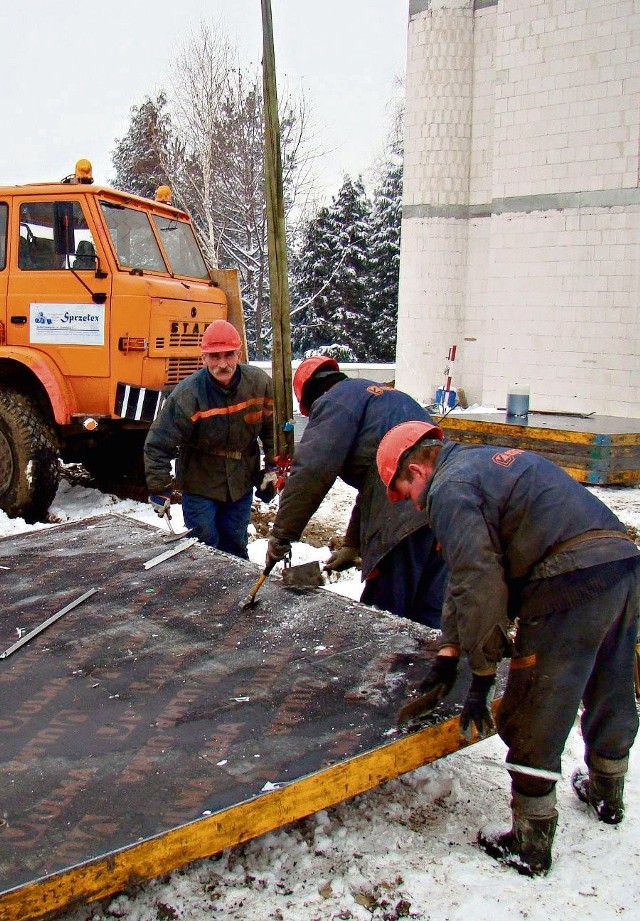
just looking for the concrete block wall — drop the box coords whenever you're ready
[398,0,640,416]
[398,0,475,401]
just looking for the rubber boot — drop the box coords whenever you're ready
[571,753,627,825]
[478,790,558,877]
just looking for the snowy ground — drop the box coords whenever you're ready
[2,476,640,921]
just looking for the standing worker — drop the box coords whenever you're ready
[145,320,275,559]
[265,357,447,626]
[376,422,639,876]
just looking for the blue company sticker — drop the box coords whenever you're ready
[30,303,105,346]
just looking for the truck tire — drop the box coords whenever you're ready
[80,429,148,501]
[0,389,60,523]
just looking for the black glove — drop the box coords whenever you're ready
[265,536,291,569]
[149,491,173,518]
[460,673,495,740]
[324,546,361,572]
[397,654,459,723]
[255,470,278,503]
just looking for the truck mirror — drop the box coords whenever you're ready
[53,202,76,256]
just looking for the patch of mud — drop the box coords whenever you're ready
[251,502,343,549]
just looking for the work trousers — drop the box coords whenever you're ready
[360,528,447,628]
[496,567,639,795]
[182,489,253,560]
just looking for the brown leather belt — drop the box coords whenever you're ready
[546,529,635,557]
[210,448,243,460]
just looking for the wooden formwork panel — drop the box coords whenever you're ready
[0,516,480,921]
[438,413,640,484]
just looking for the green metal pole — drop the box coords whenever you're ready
[261,0,294,461]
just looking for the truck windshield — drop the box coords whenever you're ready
[100,202,167,273]
[152,215,209,280]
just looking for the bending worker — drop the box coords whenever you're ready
[145,319,274,559]
[266,357,447,626]
[376,421,639,877]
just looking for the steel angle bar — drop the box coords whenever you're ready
[143,537,199,570]
[1,588,98,659]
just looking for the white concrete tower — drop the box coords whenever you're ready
[398,0,640,417]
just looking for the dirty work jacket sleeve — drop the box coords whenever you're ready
[429,480,511,674]
[272,396,361,543]
[144,387,198,493]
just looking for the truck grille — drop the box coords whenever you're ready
[155,331,203,350]
[165,357,201,386]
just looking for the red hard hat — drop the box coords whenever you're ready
[376,421,444,501]
[201,320,242,353]
[293,356,340,416]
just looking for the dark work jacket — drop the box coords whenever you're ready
[422,442,639,673]
[272,379,437,579]
[144,365,274,502]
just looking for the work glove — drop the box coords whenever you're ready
[324,545,361,573]
[460,673,495,740]
[397,654,459,724]
[255,470,278,504]
[149,491,174,518]
[265,536,291,569]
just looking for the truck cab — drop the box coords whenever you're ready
[0,160,245,521]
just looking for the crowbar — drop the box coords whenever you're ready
[1,588,98,659]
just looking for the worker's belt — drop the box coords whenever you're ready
[546,529,635,557]
[210,448,243,460]
[529,529,636,581]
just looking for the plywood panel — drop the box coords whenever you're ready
[0,516,481,920]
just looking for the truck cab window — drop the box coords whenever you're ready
[100,202,167,273]
[18,201,96,271]
[151,215,209,280]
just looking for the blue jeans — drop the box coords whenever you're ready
[360,528,447,628]
[182,490,253,559]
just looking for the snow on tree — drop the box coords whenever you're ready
[110,23,315,360]
[367,137,403,361]
[112,94,172,199]
[291,160,403,364]
[291,176,376,360]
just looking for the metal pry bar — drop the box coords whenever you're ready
[1,588,98,660]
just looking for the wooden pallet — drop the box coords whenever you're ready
[0,516,486,921]
[438,413,640,485]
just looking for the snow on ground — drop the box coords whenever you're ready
[2,477,640,921]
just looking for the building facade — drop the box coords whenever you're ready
[397,0,639,416]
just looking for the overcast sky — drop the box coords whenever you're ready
[0,0,408,199]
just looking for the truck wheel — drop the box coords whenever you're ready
[80,430,148,501]
[0,389,60,523]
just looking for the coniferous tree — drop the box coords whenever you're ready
[111,94,172,199]
[368,140,402,361]
[291,176,374,360]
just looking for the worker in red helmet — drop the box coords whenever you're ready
[144,320,274,558]
[265,356,448,626]
[376,422,639,877]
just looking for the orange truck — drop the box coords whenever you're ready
[0,160,246,522]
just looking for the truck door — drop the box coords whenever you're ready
[7,197,111,379]
[0,202,8,329]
